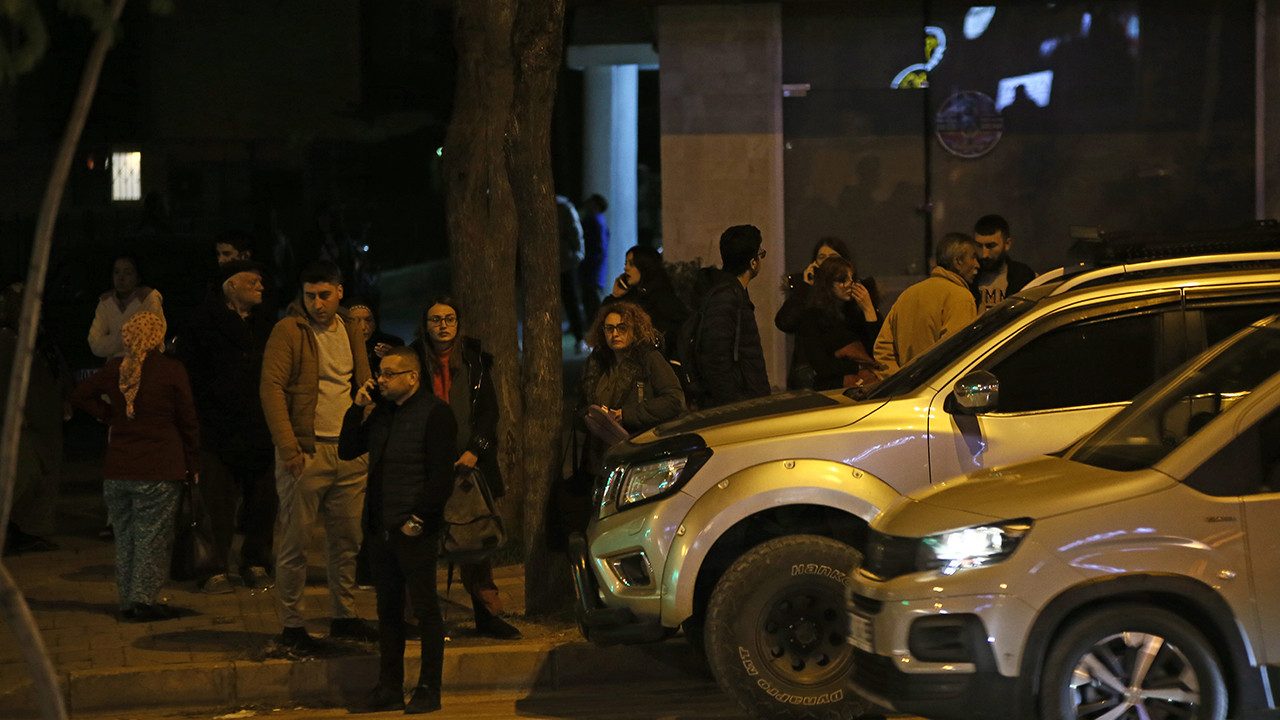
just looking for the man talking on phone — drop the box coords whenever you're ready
[341,346,457,714]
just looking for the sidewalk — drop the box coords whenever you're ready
[0,476,704,718]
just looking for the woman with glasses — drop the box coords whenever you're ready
[413,296,520,640]
[794,256,883,391]
[578,302,685,468]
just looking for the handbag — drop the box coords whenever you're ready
[546,427,596,552]
[170,479,222,581]
[439,465,507,563]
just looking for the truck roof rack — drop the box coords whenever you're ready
[1022,221,1280,294]
[1067,220,1280,265]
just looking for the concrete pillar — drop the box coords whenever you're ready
[583,65,639,288]
[657,3,788,390]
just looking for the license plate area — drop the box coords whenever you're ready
[847,610,874,652]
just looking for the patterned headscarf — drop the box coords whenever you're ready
[119,311,166,419]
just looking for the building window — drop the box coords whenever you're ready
[111,151,142,201]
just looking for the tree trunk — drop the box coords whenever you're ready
[0,3,127,717]
[445,0,524,533]
[508,0,572,614]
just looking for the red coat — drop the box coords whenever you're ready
[71,353,200,481]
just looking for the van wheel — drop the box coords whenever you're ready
[705,535,874,720]
[1040,605,1227,720]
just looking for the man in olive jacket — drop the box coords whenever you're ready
[260,260,376,653]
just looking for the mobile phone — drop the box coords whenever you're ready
[366,379,383,402]
[618,274,630,290]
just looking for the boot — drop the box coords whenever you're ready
[405,683,441,714]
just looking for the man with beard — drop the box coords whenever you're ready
[972,215,1036,313]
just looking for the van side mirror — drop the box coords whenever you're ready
[952,371,999,414]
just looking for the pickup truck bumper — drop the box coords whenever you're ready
[568,532,669,645]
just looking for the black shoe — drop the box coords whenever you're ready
[279,626,318,654]
[98,524,114,540]
[330,617,379,642]
[405,684,441,714]
[129,603,177,622]
[349,683,405,713]
[5,527,59,554]
[476,616,522,640]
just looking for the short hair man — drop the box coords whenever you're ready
[214,230,254,266]
[260,260,377,653]
[972,214,1036,312]
[176,259,277,593]
[697,224,772,407]
[340,347,457,714]
[873,232,981,376]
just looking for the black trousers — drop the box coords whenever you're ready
[200,448,276,576]
[368,527,443,690]
[560,270,584,341]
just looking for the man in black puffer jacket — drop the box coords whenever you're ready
[697,225,771,407]
[340,347,457,715]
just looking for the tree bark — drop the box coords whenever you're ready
[508,0,572,614]
[445,0,523,533]
[0,2,126,716]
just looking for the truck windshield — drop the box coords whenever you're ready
[855,297,1037,401]
[1067,320,1280,471]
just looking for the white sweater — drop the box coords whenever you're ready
[87,287,166,358]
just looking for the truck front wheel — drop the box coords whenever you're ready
[704,534,874,720]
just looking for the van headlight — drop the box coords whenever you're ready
[917,520,1032,575]
[598,451,711,519]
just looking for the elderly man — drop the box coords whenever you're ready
[176,259,277,593]
[340,347,457,714]
[260,260,377,653]
[873,232,981,376]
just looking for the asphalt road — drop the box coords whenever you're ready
[77,682,756,719]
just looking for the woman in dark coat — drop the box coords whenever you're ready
[579,302,686,469]
[795,257,884,391]
[776,238,881,388]
[71,311,200,621]
[414,295,520,640]
[603,245,688,356]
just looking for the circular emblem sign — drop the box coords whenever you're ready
[935,91,1003,158]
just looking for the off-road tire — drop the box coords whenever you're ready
[1040,605,1227,720]
[704,534,873,720]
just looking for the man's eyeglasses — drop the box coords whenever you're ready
[603,323,631,335]
[756,249,768,260]
[377,369,414,379]
[426,315,458,327]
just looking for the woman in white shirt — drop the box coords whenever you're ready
[88,254,165,359]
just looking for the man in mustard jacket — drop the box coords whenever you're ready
[873,233,981,377]
[260,260,377,653]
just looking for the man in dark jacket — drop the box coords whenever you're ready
[972,214,1036,313]
[341,347,457,714]
[177,259,277,593]
[698,225,772,407]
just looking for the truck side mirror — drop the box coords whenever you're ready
[952,370,999,414]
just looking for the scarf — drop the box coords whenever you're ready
[119,311,165,419]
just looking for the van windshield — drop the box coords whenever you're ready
[1068,320,1280,471]
[856,298,1036,401]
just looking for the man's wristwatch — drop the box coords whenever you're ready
[405,517,423,533]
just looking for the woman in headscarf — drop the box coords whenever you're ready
[71,311,200,622]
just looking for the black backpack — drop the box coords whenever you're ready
[676,279,740,408]
[439,466,506,564]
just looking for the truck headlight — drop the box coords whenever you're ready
[598,450,711,518]
[917,520,1032,575]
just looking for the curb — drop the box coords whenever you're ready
[3,639,707,717]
